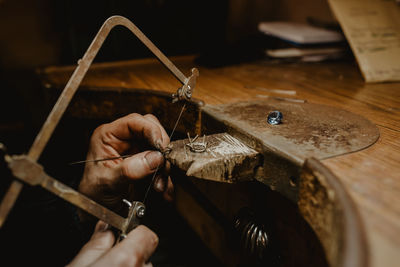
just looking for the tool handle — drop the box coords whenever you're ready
[7,155,126,231]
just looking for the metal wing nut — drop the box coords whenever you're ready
[172,68,199,103]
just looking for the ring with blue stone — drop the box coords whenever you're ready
[267,111,283,125]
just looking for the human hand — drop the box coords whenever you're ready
[67,221,158,267]
[78,113,173,215]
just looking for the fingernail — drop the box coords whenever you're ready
[95,221,109,233]
[145,151,163,170]
[155,140,163,150]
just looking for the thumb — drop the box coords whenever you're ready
[91,225,158,267]
[67,221,115,267]
[121,151,164,180]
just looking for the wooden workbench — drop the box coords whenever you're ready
[39,55,400,267]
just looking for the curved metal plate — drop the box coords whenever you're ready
[203,99,379,164]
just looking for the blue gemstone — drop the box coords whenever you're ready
[267,111,283,125]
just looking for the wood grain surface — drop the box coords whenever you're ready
[39,55,400,267]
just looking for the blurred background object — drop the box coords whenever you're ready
[0,0,337,69]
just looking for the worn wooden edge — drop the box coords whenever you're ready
[299,158,368,267]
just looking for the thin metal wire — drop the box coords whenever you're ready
[168,103,187,143]
[69,154,135,165]
[142,102,186,204]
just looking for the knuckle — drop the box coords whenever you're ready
[149,230,159,247]
[91,124,106,140]
[91,124,112,145]
[121,161,132,178]
[93,124,107,136]
[139,225,159,247]
[101,129,116,145]
[133,250,145,263]
[144,113,158,121]
[127,113,142,121]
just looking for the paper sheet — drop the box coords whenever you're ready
[328,0,400,82]
[258,22,344,44]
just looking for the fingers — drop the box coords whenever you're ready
[163,176,174,202]
[154,175,174,202]
[153,160,170,191]
[91,225,158,267]
[97,113,169,154]
[67,221,115,267]
[91,113,169,155]
[121,151,164,180]
[143,114,170,149]
[154,174,165,192]
[70,223,158,267]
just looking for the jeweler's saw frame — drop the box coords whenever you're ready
[0,16,199,236]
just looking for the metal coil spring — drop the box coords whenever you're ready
[234,208,269,260]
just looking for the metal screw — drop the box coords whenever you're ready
[185,85,192,99]
[267,111,283,125]
[137,206,145,218]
